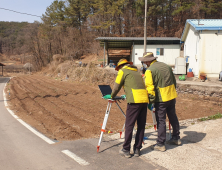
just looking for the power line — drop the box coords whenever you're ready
[0,7,41,17]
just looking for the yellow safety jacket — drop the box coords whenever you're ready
[111,64,149,103]
[145,60,177,103]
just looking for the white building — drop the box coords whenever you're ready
[132,42,181,67]
[181,19,222,78]
[96,37,181,67]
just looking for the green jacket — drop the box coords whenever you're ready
[145,60,177,103]
[111,64,148,103]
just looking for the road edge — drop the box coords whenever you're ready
[2,77,55,144]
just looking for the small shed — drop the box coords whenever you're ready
[96,37,181,67]
[181,19,222,78]
[0,62,6,76]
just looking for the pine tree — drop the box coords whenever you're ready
[65,0,94,33]
[200,0,222,18]
[42,0,66,26]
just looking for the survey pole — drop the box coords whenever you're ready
[144,0,147,53]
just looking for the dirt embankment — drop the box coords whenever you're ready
[5,74,222,141]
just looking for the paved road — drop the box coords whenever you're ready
[0,77,161,170]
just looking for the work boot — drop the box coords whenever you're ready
[119,148,131,158]
[150,144,166,152]
[166,138,182,145]
[133,147,140,157]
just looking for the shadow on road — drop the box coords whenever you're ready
[181,131,206,143]
[166,130,206,151]
[141,125,206,153]
[99,142,123,153]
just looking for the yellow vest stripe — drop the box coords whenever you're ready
[132,89,149,103]
[158,84,177,102]
[115,70,124,84]
[145,70,155,97]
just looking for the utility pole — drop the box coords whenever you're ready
[144,0,147,53]
[29,55,31,74]
[103,42,105,67]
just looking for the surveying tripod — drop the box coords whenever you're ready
[97,98,126,152]
[97,98,158,152]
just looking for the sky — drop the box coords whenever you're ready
[0,0,54,23]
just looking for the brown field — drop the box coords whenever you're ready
[5,74,222,141]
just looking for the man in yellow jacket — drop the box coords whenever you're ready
[139,52,181,152]
[110,59,148,158]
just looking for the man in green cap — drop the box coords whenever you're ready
[105,58,149,158]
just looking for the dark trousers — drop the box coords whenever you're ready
[123,103,147,151]
[154,99,180,145]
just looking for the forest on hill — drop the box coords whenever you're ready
[0,22,28,54]
[0,0,222,70]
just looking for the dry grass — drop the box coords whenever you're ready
[40,54,116,86]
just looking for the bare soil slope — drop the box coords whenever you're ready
[5,75,222,141]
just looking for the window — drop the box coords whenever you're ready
[156,48,164,56]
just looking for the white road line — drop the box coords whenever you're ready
[3,79,55,145]
[17,119,55,144]
[62,150,90,166]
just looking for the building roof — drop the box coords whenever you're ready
[96,37,180,50]
[181,19,222,41]
[96,37,180,41]
[0,63,6,66]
